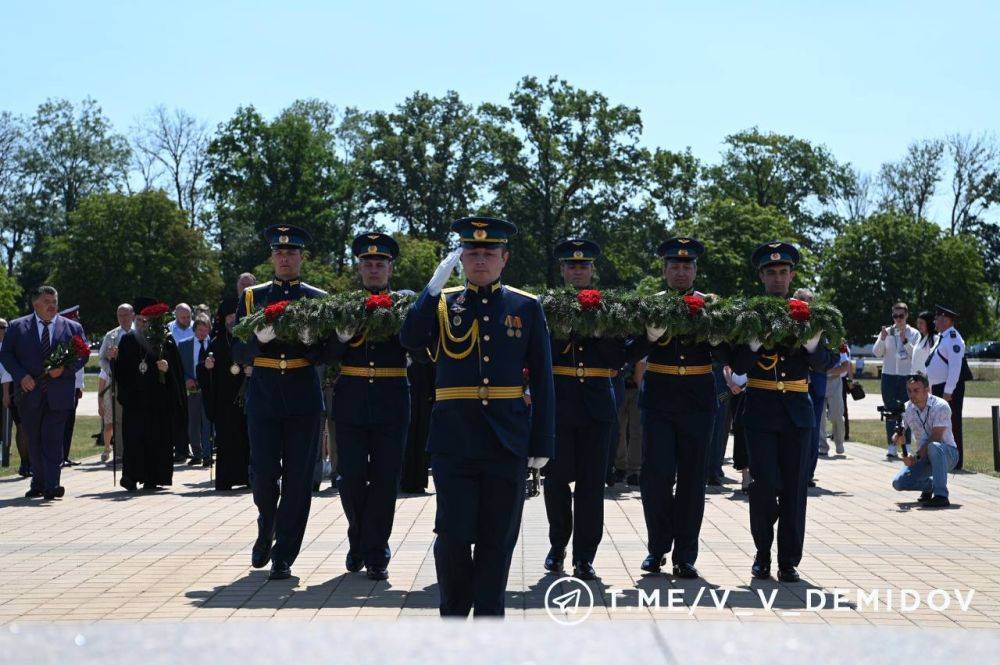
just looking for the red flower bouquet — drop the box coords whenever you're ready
[577,289,602,311]
[12,334,90,406]
[788,298,811,322]
[139,303,170,318]
[365,294,393,311]
[263,300,291,323]
[683,293,706,316]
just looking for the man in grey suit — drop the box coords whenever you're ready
[178,315,213,466]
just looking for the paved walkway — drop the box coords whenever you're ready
[1,439,999,629]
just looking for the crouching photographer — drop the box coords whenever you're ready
[890,374,960,508]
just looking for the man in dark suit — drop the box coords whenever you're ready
[178,315,213,466]
[330,232,411,581]
[0,285,87,499]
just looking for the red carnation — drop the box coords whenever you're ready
[263,300,290,323]
[788,298,811,322]
[139,303,170,318]
[71,335,90,359]
[683,293,706,316]
[577,289,602,311]
[365,294,393,311]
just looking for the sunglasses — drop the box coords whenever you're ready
[891,313,906,319]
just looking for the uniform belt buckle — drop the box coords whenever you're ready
[278,359,288,370]
[478,385,489,399]
[678,366,687,375]
[367,367,376,378]
[776,380,785,392]
[575,367,585,378]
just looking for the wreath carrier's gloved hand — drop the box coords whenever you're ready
[336,328,356,343]
[804,329,824,353]
[527,457,549,470]
[646,325,667,342]
[748,339,762,352]
[256,325,277,344]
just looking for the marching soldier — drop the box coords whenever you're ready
[543,239,625,580]
[631,237,727,579]
[233,225,332,581]
[330,232,411,581]
[400,216,555,617]
[925,304,970,469]
[730,241,831,583]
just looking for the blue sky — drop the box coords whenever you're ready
[3,0,998,223]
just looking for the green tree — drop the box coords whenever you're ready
[207,102,362,284]
[361,92,489,240]
[0,268,22,320]
[480,76,647,286]
[820,213,992,342]
[674,199,803,297]
[704,128,852,244]
[47,191,223,333]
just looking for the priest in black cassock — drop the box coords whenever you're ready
[200,297,251,491]
[116,297,187,492]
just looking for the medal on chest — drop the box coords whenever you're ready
[138,359,148,375]
[230,363,241,375]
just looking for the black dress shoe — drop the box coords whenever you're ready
[751,558,771,580]
[544,548,565,573]
[24,489,44,498]
[345,552,364,572]
[268,562,292,580]
[641,553,666,573]
[52,486,65,498]
[251,536,273,569]
[366,567,388,581]
[672,563,699,579]
[202,458,213,468]
[626,473,639,486]
[918,490,933,503]
[62,458,79,467]
[924,495,950,508]
[312,482,320,492]
[573,561,596,580]
[18,467,32,478]
[120,477,137,493]
[705,475,722,486]
[807,478,817,488]
[187,457,202,466]
[778,567,801,583]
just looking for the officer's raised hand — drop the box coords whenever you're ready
[803,329,823,353]
[527,456,549,469]
[427,247,463,296]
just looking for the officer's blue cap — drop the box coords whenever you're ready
[451,216,517,246]
[934,304,959,319]
[657,237,705,262]
[264,224,311,250]
[554,238,600,262]
[352,232,399,260]
[58,305,80,319]
[751,241,800,269]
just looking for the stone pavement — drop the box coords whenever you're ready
[1,438,999,630]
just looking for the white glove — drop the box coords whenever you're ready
[527,457,549,470]
[336,328,355,343]
[804,329,824,353]
[731,373,748,387]
[427,247,463,296]
[748,339,762,352]
[255,325,277,344]
[299,326,314,345]
[646,325,666,342]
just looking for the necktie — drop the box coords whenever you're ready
[40,321,50,393]
[200,340,207,364]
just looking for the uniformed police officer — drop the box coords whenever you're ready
[330,232,411,581]
[543,239,625,581]
[631,237,726,580]
[400,216,555,617]
[730,242,831,583]
[925,304,969,470]
[233,225,332,581]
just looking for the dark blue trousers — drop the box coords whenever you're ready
[431,451,525,617]
[247,409,321,567]
[336,420,408,569]
[746,423,811,568]
[639,408,714,564]
[543,417,612,564]
[21,402,70,493]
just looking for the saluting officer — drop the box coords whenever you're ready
[330,233,411,581]
[233,225,332,581]
[543,239,626,581]
[925,304,969,469]
[631,237,727,580]
[730,242,830,583]
[400,216,555,618]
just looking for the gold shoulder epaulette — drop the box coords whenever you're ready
[441,286,464,294]
[504,286,537,300]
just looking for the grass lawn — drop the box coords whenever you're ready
[849,417,999,477]
[856,378,1000,399]
[0,415,103,478]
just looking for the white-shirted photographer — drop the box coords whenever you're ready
[873,302,920,459]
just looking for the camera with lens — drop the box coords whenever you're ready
[878,405,908,456]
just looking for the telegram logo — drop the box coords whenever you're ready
[544,576,595,625]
